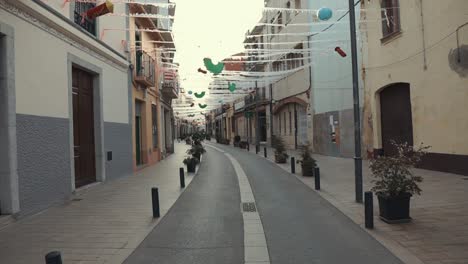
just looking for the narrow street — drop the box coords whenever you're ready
[124,146,244,264]
[124,143,402,264]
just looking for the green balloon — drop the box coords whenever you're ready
[194,92,206,98]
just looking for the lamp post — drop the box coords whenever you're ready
[347,0,363,203]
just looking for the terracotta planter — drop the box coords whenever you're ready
[378,194,412,223]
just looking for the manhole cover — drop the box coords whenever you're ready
[242,202,257,212]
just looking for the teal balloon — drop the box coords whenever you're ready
[317,7,333,21]
[188,90,193,95]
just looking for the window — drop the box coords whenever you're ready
[74,2,97,35]
[380,0,401,38]
[152,104,158,148]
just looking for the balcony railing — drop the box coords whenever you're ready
[244,90,268,107]
[162,81,179,99]
[134,51,156,87]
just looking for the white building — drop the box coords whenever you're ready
[0,0,132,217]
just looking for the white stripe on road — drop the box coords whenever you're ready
[206,144,271,264]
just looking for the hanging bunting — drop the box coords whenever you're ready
[203,58,224,75]
[228,83,237,93]
[190,103,195,107]
[194,92,206,98]
[198,68,208,74]
[199,104,208,109]
[82,0,114,22]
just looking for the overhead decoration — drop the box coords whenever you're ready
[203,58,224,75]
[188,91,193,95]
[194,92,206,98]
[199,104,208,109]
[317,7,333,21]
[218,100,224,104]
[198,68,208,74]
[228,83,237,93]
[334,47,347,57]
[82,0,114,22]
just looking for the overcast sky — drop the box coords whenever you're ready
[172,0,264,102]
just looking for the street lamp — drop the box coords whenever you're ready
[347,0,363,203]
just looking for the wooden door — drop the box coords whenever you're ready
[72,68,96,188]
[380,83,414,156]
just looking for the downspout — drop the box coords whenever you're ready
[419,0,428,70]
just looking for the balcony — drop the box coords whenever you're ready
[244,90,268,107]
[134,51,155,87]
[162,81,179,99]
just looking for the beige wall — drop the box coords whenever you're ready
[3,1,129,123]
[361,0,468,155]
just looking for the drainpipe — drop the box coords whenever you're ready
[419,0,428,70]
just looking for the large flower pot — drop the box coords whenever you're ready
[275,154,287,164]
[378,194,412,223]
[301,163,315,177]
[187,161,196,173]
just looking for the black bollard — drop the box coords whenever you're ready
[152,187,160,218]
[291,157,295,174]
[45,251,62,264]
[247,144,250,151]
[264,147,267,158]
[179,167,185,188]
[314,167,320,190]
[365,191,374,229]
[256,145,259,154]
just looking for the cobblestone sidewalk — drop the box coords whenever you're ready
[0,143,196,264]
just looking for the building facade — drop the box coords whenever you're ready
[361,0,468,175]
[0,0,132,216]
[307,0,364,158]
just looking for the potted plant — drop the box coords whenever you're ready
[183,155,199,173]
[297,144,316,177]
[234,135,241,147]
[187,143,206,160]
[370,141,430,223]
[185,137,192,145]
[272,136,288,163]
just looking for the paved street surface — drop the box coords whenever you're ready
[240,142,468,264]
[207,142,402,264]
[124,146,244,264]
[0,143,195,264]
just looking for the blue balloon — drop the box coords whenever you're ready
[317,7,333,21]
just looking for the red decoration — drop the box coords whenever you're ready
[334,47,347,57]
[82,1,114,22]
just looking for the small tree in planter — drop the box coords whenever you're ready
[297,144,316,177]
[183,155,199,173]
[187,143,206,160]
[272,136,289,163]
[370,141,430,223]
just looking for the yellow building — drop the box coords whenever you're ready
[361,0,468,175]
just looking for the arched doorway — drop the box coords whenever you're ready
[379,83,413,156]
